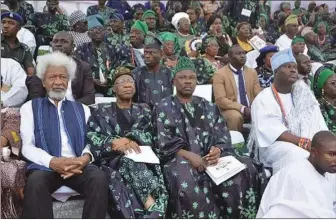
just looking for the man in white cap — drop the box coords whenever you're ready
[248,48,328,174]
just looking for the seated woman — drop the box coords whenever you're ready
[159,32,179,70]
[86,66,168,218]
[255,45,278,89]
[1,108,25,219]
[206,14,233,58]
[258,13,280,44]
[314,21,334,53]
[193,35,224,84]
[171,12,195,55]
[231,22,254,53]
[313,64,336,133]
[303,27,336,62]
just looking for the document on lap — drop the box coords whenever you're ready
[206,156,246,185]
[124,146,160,164]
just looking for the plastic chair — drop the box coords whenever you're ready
[173,84,213,102]
[52,186,80,202]
[229,130,249,156]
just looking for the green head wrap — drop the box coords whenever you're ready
[159,32,177,43]
[260,13,269,25]
[314,21,329,33]
[282,2,291,10]
[291,36,305,45]
[313,68,335,97]
[201,35,218,53]
[142,10,156,19]
[131,20,148,35]
[173,56,197,77]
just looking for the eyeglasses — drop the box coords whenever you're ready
[115,78,135,85]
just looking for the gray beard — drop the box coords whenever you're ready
[48,90,66,101]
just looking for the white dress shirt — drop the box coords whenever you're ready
[1,58,28,107]
[229,64,250,112]
[65,80,75,101]
[20,98,93,169]
[17,27,36,56]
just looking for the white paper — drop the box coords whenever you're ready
[99,68,106,83]
[124,146,160,164]
[249,35,267,51]
[241,8,252,17]
[206,156,246,185]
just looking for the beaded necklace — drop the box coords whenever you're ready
[271,84,294,128]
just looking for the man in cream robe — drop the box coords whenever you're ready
[248,49,328,173]
[257,131,336,218]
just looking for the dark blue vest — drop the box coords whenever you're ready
[26,97,86,172]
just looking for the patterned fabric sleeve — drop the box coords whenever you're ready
[24,2,35,27]
[1,110,21,153]
[319,100,336,134]
[152,101,190,161]
[125,104,153,146]
[193,58,217,85]
[86,106,121,160]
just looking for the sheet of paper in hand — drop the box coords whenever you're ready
[124,146,160,164]
[249,35,267,51]
[206,156,246,185]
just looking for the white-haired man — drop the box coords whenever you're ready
[20,52,108,219]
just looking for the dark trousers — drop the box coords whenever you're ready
[22,165,109,219]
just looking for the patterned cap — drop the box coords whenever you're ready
[112,65,135,85]
[69,10,87,27]
[1,12,23,24]
[144,32,163,49]
[87,14,104,30]
[110,12,124,21]
[271,48,296,73]
[173,56,197,77]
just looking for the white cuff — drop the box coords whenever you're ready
[240,106,246,114]
[82,148,95,163]
[43,155,54,168]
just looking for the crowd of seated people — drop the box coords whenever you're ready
[1,0,336,219]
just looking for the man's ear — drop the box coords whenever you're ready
[112,85,116,93]
[310,147,318,157]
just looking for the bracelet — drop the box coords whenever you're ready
[298,137,310,150]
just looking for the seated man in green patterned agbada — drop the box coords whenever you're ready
[86,66,168,219]
[34,0,69,48]
[152,56,267,219]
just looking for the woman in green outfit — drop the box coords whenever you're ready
[158,32,179,69]
[313,64,336,133]
[193,35,225,84]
